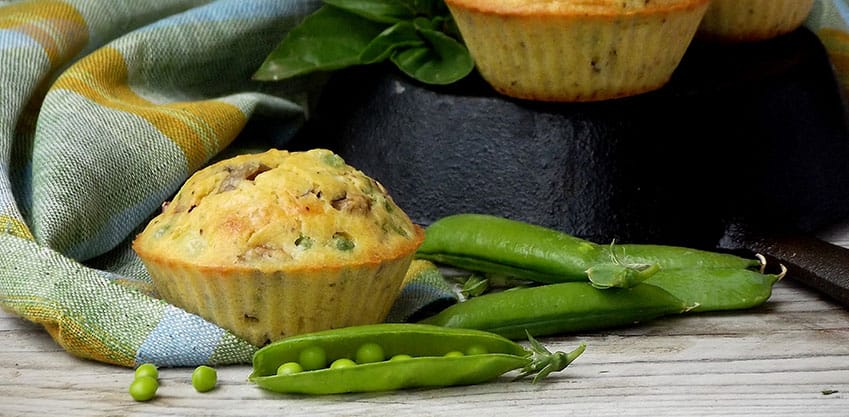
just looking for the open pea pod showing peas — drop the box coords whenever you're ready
[250,323,585,395]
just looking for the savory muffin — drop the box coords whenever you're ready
[697,0,815,42]
[444,0,711,102]
[133,148,424,346]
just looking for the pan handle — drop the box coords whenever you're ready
[719,224,849,309]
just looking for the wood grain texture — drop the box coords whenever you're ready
[2,276,849,417]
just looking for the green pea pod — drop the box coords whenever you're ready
[416,214,602,283]
[420,282,690,340]
[250,323,585,395]
[644,266,786,312]
[611,244,762,271]
[415,214,762,284]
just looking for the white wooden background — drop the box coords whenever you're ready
[2,223,849,416]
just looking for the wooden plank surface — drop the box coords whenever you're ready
[2,274,848,416]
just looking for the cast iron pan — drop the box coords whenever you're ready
[287,27,849,308]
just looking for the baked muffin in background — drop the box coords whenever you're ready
[133,148,424,346]
[444,0,711,102]
[697,0,816,42]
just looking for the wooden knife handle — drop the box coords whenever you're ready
[720,224,849,309]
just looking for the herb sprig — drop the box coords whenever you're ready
[253,0,473,85]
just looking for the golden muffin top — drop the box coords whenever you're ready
[133,148,423,271]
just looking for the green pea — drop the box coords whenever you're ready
[191,365,217,393]
[294,235,313,249]
[355,342,385,364]
[332,233,355,251]
[298,346,327,371]
[465,344,488,356]
[330,358,358,369]
[443,350,464,358]
[389,354,413,361]
[129,375,158,402]
[277,362,303,375]
[134,363,158,380]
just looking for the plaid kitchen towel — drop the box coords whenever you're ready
[0,0,848,369]
[0,0,458,368]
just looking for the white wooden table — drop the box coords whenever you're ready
[3,226,849,416]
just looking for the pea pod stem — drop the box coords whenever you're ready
[586,243,661,289]
[517,332,586,383]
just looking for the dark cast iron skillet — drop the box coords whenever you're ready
[287,27,849,308]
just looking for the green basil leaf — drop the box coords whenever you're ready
[412,16,435,31]
[360,21,424,64]
[323,0,417,24]
[390,28,473,85]
[253,5,387,81]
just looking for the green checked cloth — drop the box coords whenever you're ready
[2,0,849,369]
[0,0,455,368]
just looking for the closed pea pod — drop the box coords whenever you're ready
[250,323,585,395]
[419,282,690,340]
[416,214,762,284]
[644,265,786,312]
[610,243,763,272]
[416,213,602,283]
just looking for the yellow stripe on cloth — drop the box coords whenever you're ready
[51,46,247,171]
[0,0,88,68]
[8,296,137,367]
[0,214,34,240]
[42,314,136,367]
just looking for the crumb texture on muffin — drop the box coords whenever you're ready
[134,148,421,271]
